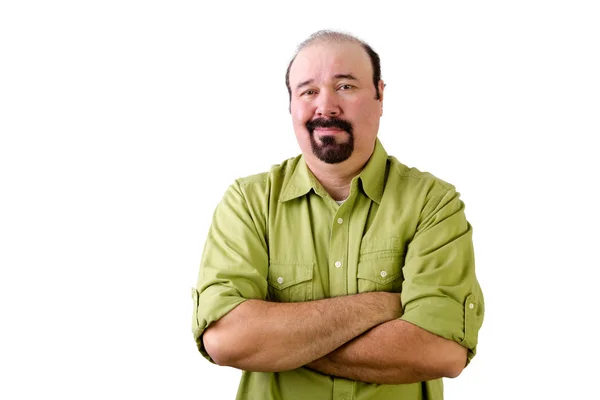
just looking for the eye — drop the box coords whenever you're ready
[338,84,355,91]
[301,89,317,96]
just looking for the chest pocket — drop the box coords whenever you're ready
[357,253,404,293]
[267,263,313,302]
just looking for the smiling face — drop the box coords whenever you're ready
[288,40,384,167]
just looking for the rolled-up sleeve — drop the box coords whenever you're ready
[191,180,269,363]
[400,185,484,363]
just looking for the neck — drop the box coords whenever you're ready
[305,157,367,201]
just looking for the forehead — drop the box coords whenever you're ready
[289,41,372,86]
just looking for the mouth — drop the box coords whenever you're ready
[314,127,346,134]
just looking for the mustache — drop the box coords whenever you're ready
[306,117,353,134]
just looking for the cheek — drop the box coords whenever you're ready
[348,101,381,146]
[291,104,311,142]
[353,100,381,125]
[291,104,311,129]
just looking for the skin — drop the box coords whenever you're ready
[305,320,467,384]
[203,39,468,383]
[203,292,402,372]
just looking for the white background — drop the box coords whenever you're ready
[1,1,599,399]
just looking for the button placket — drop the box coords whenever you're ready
[329,208,349,297]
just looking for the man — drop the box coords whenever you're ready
[191,30,484,399]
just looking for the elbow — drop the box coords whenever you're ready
[203,325,235,366]
[204,325,298,372]
[444,359,465,379]
[441,346,468,379]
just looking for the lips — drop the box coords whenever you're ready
[314,127,345,133]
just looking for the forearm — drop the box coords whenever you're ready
[204,292,401,372]
[306,319,468,384]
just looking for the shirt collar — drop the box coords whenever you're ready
[279,157,323,202]
[280,138,388,204]
[357,138,387,204]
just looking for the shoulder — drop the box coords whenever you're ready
[386,155,456,196]
[383,155,467,228]
[228,155,302,199]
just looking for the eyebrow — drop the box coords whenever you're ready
[295,74,359,91]
[334,74,358,81]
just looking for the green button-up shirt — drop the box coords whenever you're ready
[192,139,484,400]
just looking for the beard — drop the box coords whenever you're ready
[306,117,354,164]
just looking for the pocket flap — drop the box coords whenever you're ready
[268,263,313,290]
[357,259,401,285]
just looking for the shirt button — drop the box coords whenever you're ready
[337,218,344,224]
[380,270,387,278]
[277,277,284,284]
[334,261,342,268]
[469,303,475,309]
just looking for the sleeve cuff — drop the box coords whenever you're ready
[400,293,483,364]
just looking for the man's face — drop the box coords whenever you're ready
[288,41,384,165]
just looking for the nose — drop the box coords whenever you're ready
[316,91,340,117]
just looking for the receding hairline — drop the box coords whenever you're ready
[288,31,372,83]
[294,30,366,53]
[289,30,369,71]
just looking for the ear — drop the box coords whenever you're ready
[378,80,385,116]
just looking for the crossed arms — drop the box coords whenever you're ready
[196,181,481,385]
[203,292,467,384]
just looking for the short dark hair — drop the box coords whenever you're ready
[285,30,383,107]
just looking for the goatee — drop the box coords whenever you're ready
[306,117,354,164]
